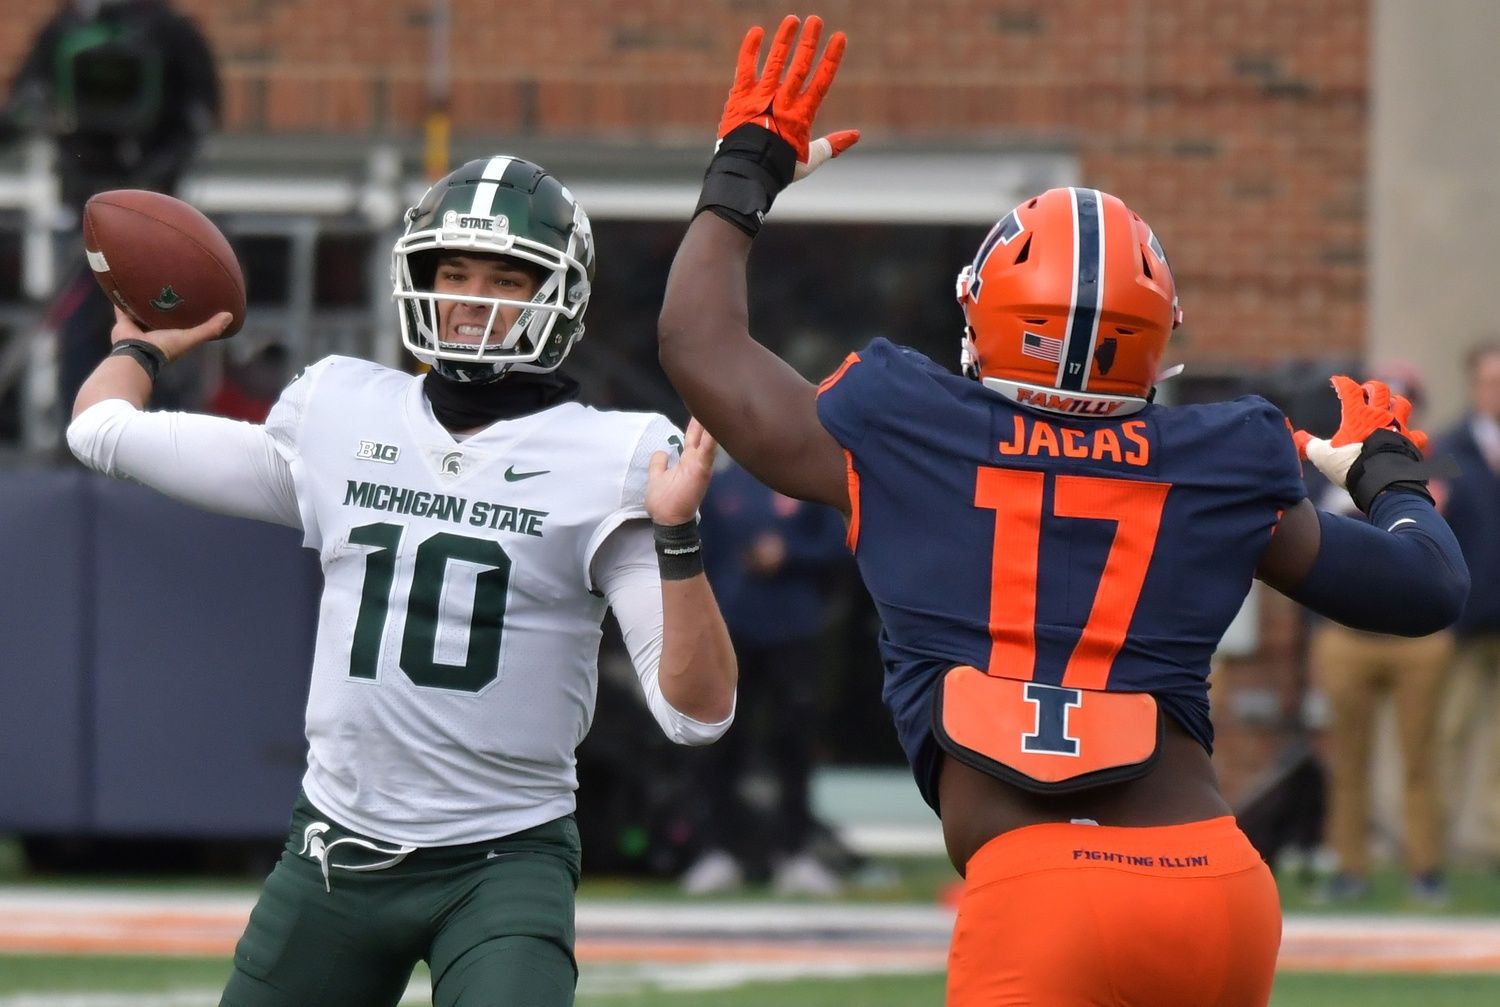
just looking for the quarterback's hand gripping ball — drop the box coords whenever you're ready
[719,14,859,181]
[83,189,246,339]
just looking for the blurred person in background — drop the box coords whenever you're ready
[657,15,1468,1005]
[201,341,292,423]
[679,457,850,896]
[1,0,220,412]
[1434,340,1500,871]
[66,156,736,1007]
[1307,361,1455,905]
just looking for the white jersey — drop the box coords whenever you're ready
[263,356,680,845]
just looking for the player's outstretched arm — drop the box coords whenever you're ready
[658,15,857,513]
[645,419,737,723]
[1256,377,1469,636]
[66,306,300,528]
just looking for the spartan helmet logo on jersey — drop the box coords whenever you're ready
[392,156,596,383]
[955,187,1182,417]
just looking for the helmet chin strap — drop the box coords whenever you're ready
[432,358,508,384]
[959,329,981,380]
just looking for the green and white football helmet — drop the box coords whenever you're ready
[392,155,595,382]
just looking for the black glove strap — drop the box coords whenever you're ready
[653,519,705,581]
[109,339,168,383]
[693,123,798,238]
[1346,428,1453,513]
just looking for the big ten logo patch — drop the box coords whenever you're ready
[357,440,400,464]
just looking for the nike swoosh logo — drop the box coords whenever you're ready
[504,466,549,482]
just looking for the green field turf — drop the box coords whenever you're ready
[5,830,1499,913]
[3,838,1498,1005]
[3,956,1500,1006]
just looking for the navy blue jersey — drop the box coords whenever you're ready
[816,339,1306,809]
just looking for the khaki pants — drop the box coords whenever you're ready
[1438,634,1500,861]
[1311,624,1454,876]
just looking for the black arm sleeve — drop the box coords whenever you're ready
[135,11,221,193]
[1285,490,1470,637]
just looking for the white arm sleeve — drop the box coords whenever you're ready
[591,520,735,746]
[66,399,301,528]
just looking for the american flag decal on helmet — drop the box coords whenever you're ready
[1021,331,1062,363]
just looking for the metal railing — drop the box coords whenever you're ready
[0,138,409,454]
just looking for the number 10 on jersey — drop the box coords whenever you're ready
[348,522,513,692]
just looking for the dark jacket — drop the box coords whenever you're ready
[1435,418,1500,636]
[699,462,850,647]
[3,1,220,211]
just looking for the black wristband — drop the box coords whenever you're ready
[693,123,798,238]
[109,339,168,382]
[1345,428,1452,513]
[653,519,705,581]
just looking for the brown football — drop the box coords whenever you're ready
[82,189,246,337]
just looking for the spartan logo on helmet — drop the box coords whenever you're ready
[392,156,596,383]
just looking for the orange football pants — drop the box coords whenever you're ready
[947,816,1280,1007]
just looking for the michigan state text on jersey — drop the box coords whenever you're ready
[68,155,737,1007]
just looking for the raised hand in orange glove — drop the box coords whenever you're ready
[695,15,859,236]
[1294,375,1443,513]
[717,15,859,177]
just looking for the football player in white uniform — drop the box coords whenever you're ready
[67,155,737,1007]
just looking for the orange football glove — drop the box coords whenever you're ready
[1294,375,1428,467]
[717,15,859,180]
[1294,375,1436,509]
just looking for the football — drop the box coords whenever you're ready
[82,189,246,337]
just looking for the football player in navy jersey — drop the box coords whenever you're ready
[657,15,1469,1006]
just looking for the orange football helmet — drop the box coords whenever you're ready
[955,187,1182,417]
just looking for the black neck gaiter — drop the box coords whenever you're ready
[421,370,581,430]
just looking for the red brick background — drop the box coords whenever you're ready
[3,0,1368,797]
[1,1,1370,375]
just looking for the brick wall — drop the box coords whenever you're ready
[3,0,1369,798]
[1,1,1368,372]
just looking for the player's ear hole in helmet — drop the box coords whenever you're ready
[955,187,1182,417]
[393,155,596,384]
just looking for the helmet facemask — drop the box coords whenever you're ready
[392,157,595,384]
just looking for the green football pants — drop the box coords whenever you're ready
[220,792,581,1007]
